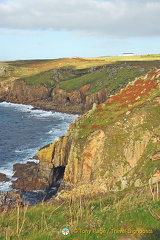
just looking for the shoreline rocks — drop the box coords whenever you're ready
[12,162,41,191]
[0,173,10,182]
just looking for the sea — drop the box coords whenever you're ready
[0,102,78,204]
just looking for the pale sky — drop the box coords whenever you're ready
[0,0,160,61]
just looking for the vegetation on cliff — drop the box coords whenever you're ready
[0,54,160,239]
[0,186,160,240]
[1,55,160,114]
[33,65,160,239]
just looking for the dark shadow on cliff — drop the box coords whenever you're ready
[22,166,65,205]
[43,166,65,201]
[52,166,65,183]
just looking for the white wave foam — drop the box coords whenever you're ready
[29,109,79,120]
[0,181,12,193]
[28,110,54,118]
[32,190,45,193]
[27,159,39,163]
[15,146,37,154]
[0,167,14,178]
[0,102,79,121]
[0,101,33,112]
[53,111,79,119]
[15,149,23,153]
[46,130,53,134]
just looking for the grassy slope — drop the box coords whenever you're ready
[17,67,90,88]
[0,58,107,81]
[19,60,160,94]
[71,68,160,188]
[75,69,160,139]
[1,54,160,94]
[59,61,160,93]
[0,55,160,240]
[0,187,160,240]
[0,82,159,240]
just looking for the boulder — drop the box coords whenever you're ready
[12,162,41,191]
[0,173,10,182]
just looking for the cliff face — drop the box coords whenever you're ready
[2,80,108,113]
[37,135,70,188]
[51,84,108,111]
[5,80,51,103]
[1,59,159,113]
[36,69,160,196]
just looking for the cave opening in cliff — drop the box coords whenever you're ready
[52,166,65,184]
[66,97,70,103]
[44,166,66,202]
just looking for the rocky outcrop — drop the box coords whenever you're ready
[5,80,51,104]
[51,85,108,111]
[1,79,109,113]
[0,77,17,100]
[11,69,160,197]
[12,162,41,191]
[33,69,160,197]
[62,115,153,191]
[37,129,74,189]
[51,84,91,105]
[64,129,106,184]
[0,173,10,182]
[35,110,158,194]
[12,134,73,191]
[84,88,108,110]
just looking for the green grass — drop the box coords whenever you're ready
[0,187,160,240]
[17,67,89,88]
[59,62,159,93]
[74,68,160,139]
[0,58,107,80]
[1,58,160,98]
[68,72,160,191]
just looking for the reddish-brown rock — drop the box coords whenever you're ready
[12,162,45,191]
[0,173,10,182]
[2,80,109,114]
[5,80,51,103]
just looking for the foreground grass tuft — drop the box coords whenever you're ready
[0,186,160,240]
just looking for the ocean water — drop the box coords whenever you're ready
[0,102,78,194]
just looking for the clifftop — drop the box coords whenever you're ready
[33,68,160,200]
[1,56,160,240]
[1,55,160,113]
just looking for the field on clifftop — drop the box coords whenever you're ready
[1,54,160,114]
[1,54,160,90]
[0,54,160,240]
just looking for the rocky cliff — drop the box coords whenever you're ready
[2,58,159,194]
[2,79,108,114]
[30,69,160,197]
[1,59,159,113]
